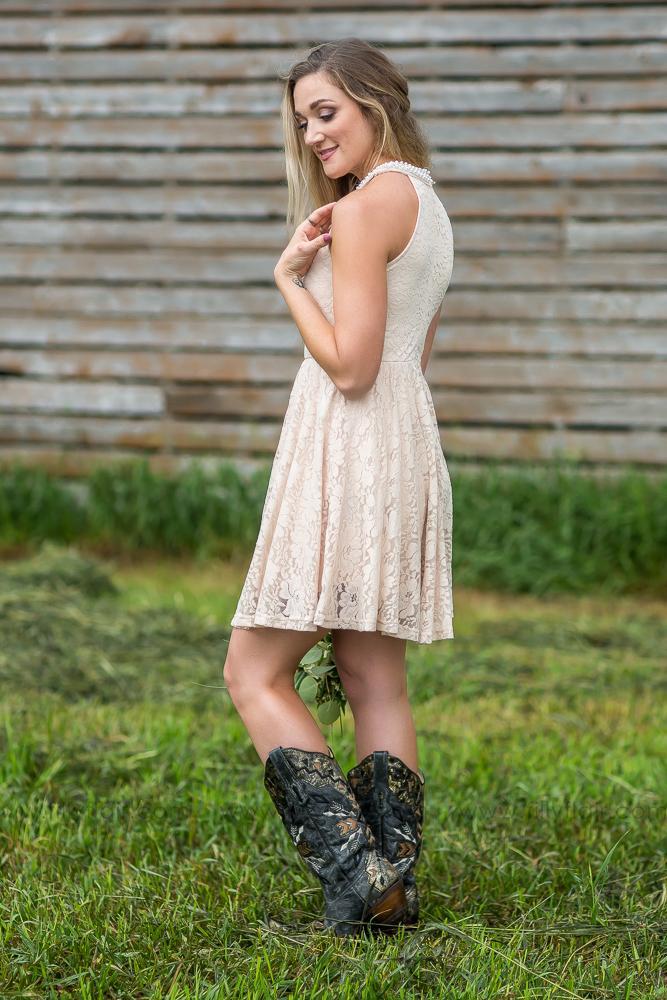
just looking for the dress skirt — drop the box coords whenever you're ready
[230,356,454,644]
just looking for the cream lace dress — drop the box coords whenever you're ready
[230,160,455,642]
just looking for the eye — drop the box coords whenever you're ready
[296,113,334,131]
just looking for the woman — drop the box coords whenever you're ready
[224,38,455,936]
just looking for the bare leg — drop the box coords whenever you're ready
[223,624,331,764]
[330,629,418,772]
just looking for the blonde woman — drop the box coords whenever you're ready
[224,38,454,936]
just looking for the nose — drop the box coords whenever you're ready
[304,124,325,146]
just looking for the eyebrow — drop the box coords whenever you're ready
[293,98,335,119]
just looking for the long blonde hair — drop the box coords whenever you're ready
[278,38,432,231]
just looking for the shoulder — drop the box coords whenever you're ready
[334,172,415,213]
[331,173,417,235]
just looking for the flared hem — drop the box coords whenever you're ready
[230,611,454,644]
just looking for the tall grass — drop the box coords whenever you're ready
[1,457,665,596]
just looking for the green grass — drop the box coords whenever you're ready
[0,544,665,998]
[1,457,666,598]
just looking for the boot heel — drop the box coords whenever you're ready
[367,879,407,930]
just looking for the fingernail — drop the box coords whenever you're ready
[323,234,331,243]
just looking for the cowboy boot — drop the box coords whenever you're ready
[347,750,425,927]
[263,744,407,936]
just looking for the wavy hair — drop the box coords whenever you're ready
[278,38,432,230]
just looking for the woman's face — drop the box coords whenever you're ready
[293,71,382,183]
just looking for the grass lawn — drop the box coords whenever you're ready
[0,545,665,998]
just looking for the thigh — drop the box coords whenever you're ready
[330,628,408,699]
[225,623,330,690]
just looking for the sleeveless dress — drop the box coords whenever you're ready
[230,160,455,643]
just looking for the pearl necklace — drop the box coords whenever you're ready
[354,159,434,190]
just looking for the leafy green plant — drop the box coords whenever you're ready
[294,631,348,728]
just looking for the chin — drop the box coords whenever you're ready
[326,164,346,179]
[318,151,343,172]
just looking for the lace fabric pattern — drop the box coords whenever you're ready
[231,165,455,643]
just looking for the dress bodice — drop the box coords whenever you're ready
[302,161,454,365]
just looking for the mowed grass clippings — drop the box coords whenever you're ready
[0,544,664,998]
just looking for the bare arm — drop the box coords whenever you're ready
[421,301,443,376]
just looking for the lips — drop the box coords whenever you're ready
[319,146,337,160]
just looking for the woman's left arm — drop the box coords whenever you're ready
[275,195,389,400]
[273,201,349,392]
[274,270,347,392]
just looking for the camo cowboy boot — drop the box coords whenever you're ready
[263,744,407,936]
[347,750,425,927]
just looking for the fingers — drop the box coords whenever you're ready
[308,202,336,223]
[302,202,335,235]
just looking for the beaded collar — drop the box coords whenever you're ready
[353,159,434,191]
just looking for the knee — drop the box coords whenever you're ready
[223,648,287,708]
[335,664,370,709]
[333,647,380,707]
[222,653,236,696]
[336,662,407,709]
[223,653,249,707]
[331,631,408,706]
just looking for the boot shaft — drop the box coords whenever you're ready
[263,744,407,935]
[347,749,425,926]
[264,744,376,887]
[347,750,424,869]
